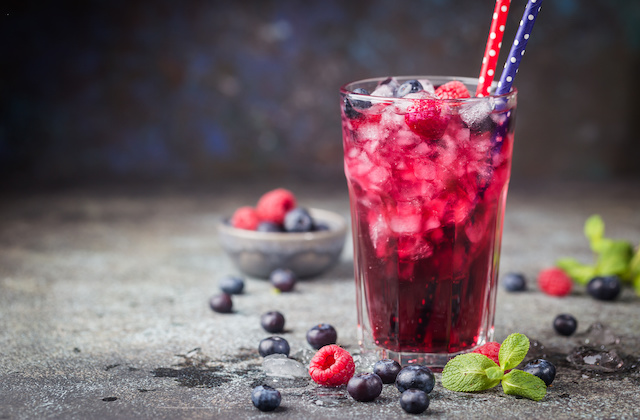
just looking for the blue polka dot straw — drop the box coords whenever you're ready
[496,0,544,95]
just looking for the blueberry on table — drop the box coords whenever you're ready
[587,276,621,301]
[553,313,578,336]
[283,208,314,232]
[251,385,281,411]
[306,323,338,349]
[523,359,556,386]
[395,365,435,394]
[270,268,297,292]
[373,359,402,384]
[400,389,430,414]
[219,275,245,295]
[502,272,527,292]
[347,373,383,402]
[209,293,233,313]
[258,336,290,357]
[396,79,423,97]
[261,311,286,333]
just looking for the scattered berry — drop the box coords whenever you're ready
[373,359,402,384]
[258,336,290,357]
[251,385,281,412]
[587,276,621,301]
[395,365,435,394]
[502,272,527,292]
[256,188,297,225]
[270,268,297,292]
[522,359,556,386]
[283,208,314,233]
[347,373,383,402]
[434,80,471,100]
[261,311,285,333]
[399,389,430,414]
[256,221,284,232]
[308,345,355,387]
[306,324,338,349]
[396,79,423,97]
[472,342,501,366]
[404,99,449,142]
[209,293,233,313]
[553,313,578,336]
[230,206,260,230]
[219,275,244,295]
[538,268,573,297]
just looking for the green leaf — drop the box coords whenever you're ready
[556,258,596,285]
[596,240,633,278]
[485,366,504,381]
[502,369,547,401]
[499,333,529,371]
[584,214,605,250]
[442,353,501,392]
[633,273,640,296]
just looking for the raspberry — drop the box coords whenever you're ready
[308,345,355,387]
[256,188,297,225]
[434,80,471,100]
[404,99,449,142]
[472,342,501,366]
[538,267,573,297]
[231,206,260,230]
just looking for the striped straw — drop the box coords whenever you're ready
[476,0,512,97]
[495,0,544,95]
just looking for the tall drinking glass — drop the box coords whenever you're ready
[340,76,517,368]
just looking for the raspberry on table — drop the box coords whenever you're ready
[472,342,501,366]
[256,188,297,225]
[538,268,573,297]
[308,345,355,387]
[434,80,471,100]
[230,206,260,230]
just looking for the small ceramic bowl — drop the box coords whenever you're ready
[218,208,348,279]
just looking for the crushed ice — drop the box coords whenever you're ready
[262,354,309,378]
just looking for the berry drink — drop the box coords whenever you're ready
[340,76,517,367]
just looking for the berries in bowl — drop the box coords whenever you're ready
[218,188,348,279]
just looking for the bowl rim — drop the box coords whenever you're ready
[218,207,347,241]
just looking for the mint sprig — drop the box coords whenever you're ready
[556,215,639,295]
[442,333,547,401]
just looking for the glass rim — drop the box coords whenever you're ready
[340,75,517,103]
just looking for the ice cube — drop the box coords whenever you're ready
[417,79,436,95]
[460,100,493,131]
[371,84,395,98]
[567,346,625,373]
[262,354,309,378]
[582,322,621,347]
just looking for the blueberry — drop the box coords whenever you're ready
[313,221,330,232]
[258,336,290,357]
[351,88,372,109]
[373,359,402,384]
[270,268,297,292]
[399,389,430,414]
[553,313,578,336]
[502,272,527,292]
[347,373,383,402]
[257,221,284,232]
[283,208,314,232]
[261,311,285,333]
[522,359,556,386]
[306,323,338,349]
[587,276,621,301]
[209,293,233,313]
[219,275,244,295]
[395,365,435,393]
[251,385,281,411]
[343,97,363,120]
[396,79,423,97]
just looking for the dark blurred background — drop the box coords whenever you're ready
[1,0,639,191]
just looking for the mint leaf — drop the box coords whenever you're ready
[502,369,547,401]
[484,366,504,381]
[556,257,596,285]
[596,239,633,278]
[584,214,605,250]
[442,353,500,392]
[499,333,529,371]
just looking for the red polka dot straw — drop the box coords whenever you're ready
[476,0,512,97]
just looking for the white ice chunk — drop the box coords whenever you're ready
[417,79,436,95]
[460,100,492,130]
[262,354,309,378]
[371,84,395,97]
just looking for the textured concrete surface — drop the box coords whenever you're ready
[1,181,640,419]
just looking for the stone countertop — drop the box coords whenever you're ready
[1,181,639,419]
